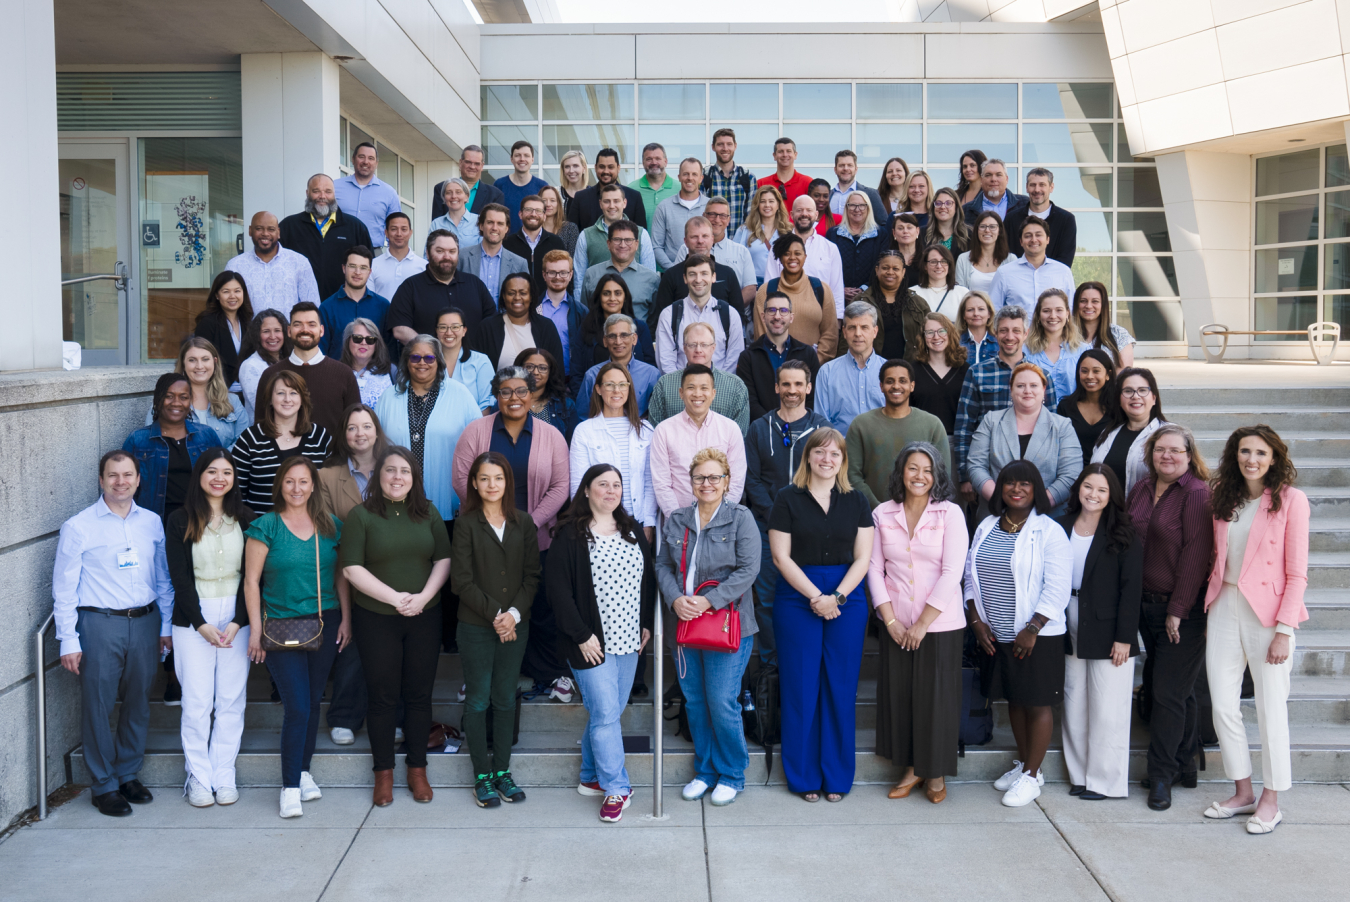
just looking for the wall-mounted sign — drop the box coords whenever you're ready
[1278,258,1295,275]
[141,221,161,247]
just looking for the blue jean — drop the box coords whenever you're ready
[677,634,754,791]
[571,651,639,796]
[752,528,779,666]
[775,564,868,794]
[266,618,341,788]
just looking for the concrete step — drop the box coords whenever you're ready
[1304,487,1350,518]
[1308,518,1350,550]
[1306,589,1350,630]
[1157,387,1350,407]
[1195,432,1350,459]
[1284,460,1350,488]
[1289,631,1350,676]
[1166,407,1350,433]
[1306,552,1350,589]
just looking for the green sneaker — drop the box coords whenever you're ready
[494,771,526,803]
[473,774,501,809]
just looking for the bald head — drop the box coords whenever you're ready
[248,211,281,258]
[305,174,336,218]
[791,194,818,235]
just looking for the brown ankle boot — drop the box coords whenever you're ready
[407,766,433,803]
[373,769,394,807]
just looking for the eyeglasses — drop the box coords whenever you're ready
[436,323,465,333]
[844,203,869,211]
[1121,387,1153,399]
[684,341,715,352]
[692,474,727,485]
[350,335,378,345]
[764,306,791,317]
[779,419,793,448]
[601,381,630,391]
[544,269,573,279]
[497,386,532,400]
[523,363,550,374]
[922,329,947,338]
[705,211,730,220]
[605,330,635,341]
[977,224,1000,232]
[609,237,636,246]
[933,200,956,209]
[407,354,437,364]
[926,260,949,267]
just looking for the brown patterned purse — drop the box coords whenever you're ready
[261,531,325,652]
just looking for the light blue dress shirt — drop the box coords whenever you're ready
[814,350,886,433]
[428,211,481,251]
[335,173,402,247]
[223,247,320,319]
[449,348,496,410]
[1025,341,1089,400]
[538,292,573,371]
[579,357,662,414]
[988,255,1077,319]
[479,247,503,304]
[52,497,174,655]
[573,222,657,297]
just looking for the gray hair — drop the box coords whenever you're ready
[642,142,666,157]
[461,144,484,160]
[980,158,1008,175]
[1026,166,1054,186]
[844,300,879,326]
[443,177,470,198]
[491,364,535,396]
[706,195,731,209]
[887,441,956,504]
[994,304,1027,328]
[603,312,635,333]
[394,333,446,392]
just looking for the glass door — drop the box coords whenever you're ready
[59,141,131,366]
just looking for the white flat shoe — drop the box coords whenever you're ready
[1204,800,1258,819]
[1246,810,1282,834]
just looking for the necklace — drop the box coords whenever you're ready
[531,398,549,415]
[1000,514,1027,534]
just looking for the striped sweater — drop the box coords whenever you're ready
[230,424,332,514]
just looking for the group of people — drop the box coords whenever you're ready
[54,137,1304,834]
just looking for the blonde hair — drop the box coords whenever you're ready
[743,185,790,248]
[1144,423,1211,483]
[688,448,731,496]
[558,150,593,192]
[1024,288,1082,353]
[899,170,933,214]
[957,290,995,333]
[176,337,235,419]
[842,189,877,234]
[791,428,852,493]
[537,184,567,234]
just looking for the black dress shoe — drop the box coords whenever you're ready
[1069,784,1086,796]
[1179,772,1198,789]
[91,791,132,817]
[118,780,154,804]
[1079,790,1108,801]
[629,683,649,700]
[1147,780,1172,811]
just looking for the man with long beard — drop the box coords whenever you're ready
[280,173,374,298]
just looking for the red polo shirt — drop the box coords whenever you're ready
[758,171,813,208]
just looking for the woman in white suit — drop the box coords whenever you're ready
[569,361,657,543]
[968,362,1081,515]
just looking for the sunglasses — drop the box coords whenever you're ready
[407,354,437,364]
[350,335,379,345]
[779,419,793,448]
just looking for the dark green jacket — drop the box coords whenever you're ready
[855,285,930,362]
[450,509,541,628]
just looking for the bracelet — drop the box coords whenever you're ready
[884,618,896,627]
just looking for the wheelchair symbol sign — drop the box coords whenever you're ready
[142,222,161,247]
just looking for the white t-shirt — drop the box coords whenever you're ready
[500,322,535,370]
[1067,528,1094,638]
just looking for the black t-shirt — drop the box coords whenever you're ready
[164,436,192,521]
[1104,425,1142,489]
[1057,396,1107,466]
[911,361,969,434]
[1018,433,1032,458]
[767,485,874,566]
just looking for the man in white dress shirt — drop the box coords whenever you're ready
[225,211,320,319]
[762,195,846,319]
[368,211,426,299]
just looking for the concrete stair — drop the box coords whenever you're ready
[70,381,1350,788]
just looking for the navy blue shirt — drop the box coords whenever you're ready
[318,287,391,356]
[488,413,534,512]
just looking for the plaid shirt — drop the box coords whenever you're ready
[954,354,1059,482]
[645,368,751,436]
[705,165,756,236]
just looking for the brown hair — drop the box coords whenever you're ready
[270,456,336,538]
[913,313,968,367]
[176,336,236,419]
[461,451,518,523]
[744,185,790,246]
[259,369,313,439]
[587,361,643,433]
[969,210,1010,267]
[1210,425,1297,521]
[327,403,390,468]
[362,446,432,522]
[181,448,252,543]
[1143,423,1211,483]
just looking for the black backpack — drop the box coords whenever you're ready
[765,276,826,311]
[958,633,993,754]
[670,296,735,352]
[742,664,781,782]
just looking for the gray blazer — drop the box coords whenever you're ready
[968,405,1081,507]
[656,502,760,638]
[460,243,529,301]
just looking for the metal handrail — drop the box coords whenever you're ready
[61,262,128,291]
[34,612,55,820]
[652,600,664,818]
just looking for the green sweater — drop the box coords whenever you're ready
[339,500,450,615]
[450,509,541,628]
[844,406,951,509]
[246,513,343,619]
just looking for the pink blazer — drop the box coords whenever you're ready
[866,499,969,633]
[452,415,571,551]
[1204,486,1310,628]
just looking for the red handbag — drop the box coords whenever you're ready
[675,527,741,654]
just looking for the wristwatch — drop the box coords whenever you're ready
[832,591,847,607]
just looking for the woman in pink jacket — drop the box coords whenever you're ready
[1202,425,1309,834]
[867,441,970,804]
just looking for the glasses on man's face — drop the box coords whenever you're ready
[765,306,791,317]
[350,335,378,345]
[407,354,437,364]
[705,211,730,220]
[497,386,532,400]
[1121,387,1153,399]
[692,474,727,486]
[685,341,715,352]
[544,269,573,279]
[601,381,630,392]
[605,330,635,341]
[523,363,550,374]
[610,237,636,246]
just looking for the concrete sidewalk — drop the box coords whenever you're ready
[3,782,1348,901]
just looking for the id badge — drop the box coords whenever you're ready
[116,547,141,570]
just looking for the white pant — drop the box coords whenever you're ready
[1062,598,1135,797]
[1206,584,1294,791]
[172,596,251,791]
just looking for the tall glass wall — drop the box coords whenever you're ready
[482,80,1178,341]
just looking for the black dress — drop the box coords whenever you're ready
[1057,397,1108,466]
[1102,425,1142,489]
[911,361,969,435]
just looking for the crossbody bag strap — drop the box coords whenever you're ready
[315,532,324,626]
[679,527,689,585]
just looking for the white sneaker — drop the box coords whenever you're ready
[299,771,322,801]
[1001,772,1043,808]
[457,683,467,703]
[185,775,214,808]
[682,778,711,801]
[994,761,1026,792]
[279,787,303,818]
[330,727,355,746]
[549,676,576,703]
[394,727,405,744]
[709,784,738,807]
[215,786,239,806]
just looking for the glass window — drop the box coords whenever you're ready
[639,84,704,120]
[62,157,120,353]
[785,123,852,164]
[712,123,780,166]
[340,117,348,162]
[927,168,959,192]
[1325,189,1350,239]
[926,124,1017,166]
[399,158,414,202]
[483,84,538,121]
[927,83,1017,119]
[1254,295,1319,338]
[857,84,922,120]
[376,142,397,186]
[1329,293,1350,331]
[1255,196,1319,245]
[1255,245,1318,292]
[1256,148,1319,196]
[1119,301,1184,341]
[1074,212,1113,254]
[636,124,706,164]
[1022,83,1113,120]
[1117,211,1170,252]
[1118,166,1162,207]
[856,124,922,165]
[1328,144,1350,188]
[1117,256,1179,297]
[349,123,373,157]
[783,83,851,119]
[543,84,633,120]
[1022,123,1112,164]
[711,83,778,120]
[1326,242,1350,290]
[542,124,634,166]
[1071,256,1111,287]
[1021,167,1106,209]
[483,124,536,166]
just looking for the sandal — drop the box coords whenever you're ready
[802,791,821,803]
[825,792,844,803]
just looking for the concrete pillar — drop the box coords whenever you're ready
[0,0,61,373]
[1154,150,1253,359]
[241,52,341,222]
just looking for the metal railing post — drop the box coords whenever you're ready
[652,602,663,818]
[34,613,54,820]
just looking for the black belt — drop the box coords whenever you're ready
[1070,590,1080,597]
[1142,592,1171,605]
[77,603,156,618]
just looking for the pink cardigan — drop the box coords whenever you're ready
[1204,486,1310,628]
[452,415,571,551]
[866,499,969,633]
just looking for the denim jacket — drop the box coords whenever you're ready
[122,420,217,518]
[656,501,760,638]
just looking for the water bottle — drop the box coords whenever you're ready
[740,689,755,712]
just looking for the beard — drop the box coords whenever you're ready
[305,197,333,218]
[429,257,456,280]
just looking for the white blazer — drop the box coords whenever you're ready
[569,416,658,528]
[1090,417,1161,495]
[964,511,1071,637]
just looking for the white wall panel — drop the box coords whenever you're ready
[1135,84,1233,152]
[1224,57,1350,134]
[480,34,636,80]
[1215,0,1342,81]
[925,32,1112,77]
[1115,0,1216,52]
[1210,0,1311,27]
[636,33,923,80]
[1126,30,1224,103]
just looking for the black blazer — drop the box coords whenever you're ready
[194,311,245,387]
[546,528,656,671]
[565,183,648,231]
[962,191,1029,230]
[735,334,820,422]
[164,506,257,630]
[278,208,374,299]
[1005,204,1078,267]
[471,310,566,374]
[430,178,504,220]
[646,258,745,331]
[1056,513,1143,660]
[504,229,567,296]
